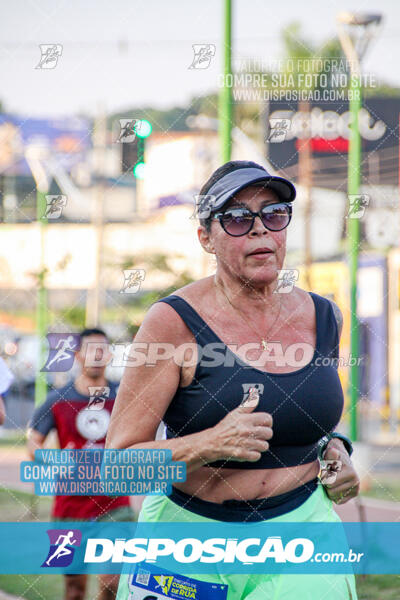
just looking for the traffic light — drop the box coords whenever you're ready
[121,137,139,174]
[132,119,152,179]
[120,119,152,178]
[136,119,152,139]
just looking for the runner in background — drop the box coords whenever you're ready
[27,328,134,600]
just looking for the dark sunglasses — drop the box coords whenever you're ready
[211,202,292,237]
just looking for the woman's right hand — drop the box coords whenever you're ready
[209,390,273,463]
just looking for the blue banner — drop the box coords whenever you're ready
[0,114,91,175]
[0,522,399,574]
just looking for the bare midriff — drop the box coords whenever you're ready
[172,461,320,503]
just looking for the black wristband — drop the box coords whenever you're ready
[317,432,353,460]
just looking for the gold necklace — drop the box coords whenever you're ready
[214,276,283,351]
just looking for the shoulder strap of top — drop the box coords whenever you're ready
[155,295,220,345]
[156,293,339,359]
[309,292,339,360]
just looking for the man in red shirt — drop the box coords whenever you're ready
[27,328,134,600]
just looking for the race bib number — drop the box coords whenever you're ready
[128,565,228,599]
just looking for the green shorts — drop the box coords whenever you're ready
[116,484,358,600]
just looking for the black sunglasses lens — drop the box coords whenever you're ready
[221,209,253,236]
[261,204,291,231]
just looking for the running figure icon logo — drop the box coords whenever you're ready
[274,269,299,294]
[267,118,292,143]
[120,269,146,294]
[44,195,67,219]
[42,529,82,568]
[87,386,110,411]
[347,194,370,219]
[41,333,81,372]
[191,194,216,219]
[35,44,63,69]
[116,119,139,144]
[188,44,216,69]
[241,383,264,406]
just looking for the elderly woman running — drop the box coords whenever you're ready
[108,160,360,600]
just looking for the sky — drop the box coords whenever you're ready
[0,0,399,118]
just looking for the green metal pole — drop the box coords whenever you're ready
[35,189,48,407]
[347,74,362,441]
[219,0,232,162]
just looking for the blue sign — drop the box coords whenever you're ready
[20,449,186,495]
[0,522,400,575]
[0,114,92,175]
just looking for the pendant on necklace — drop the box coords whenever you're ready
[261,340,269,351]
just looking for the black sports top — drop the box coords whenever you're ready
[156,292,344,469]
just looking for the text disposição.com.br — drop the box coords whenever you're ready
[84,536,365,565]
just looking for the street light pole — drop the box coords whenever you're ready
[219,0,232,162]
[347,73,362,442]
[86,107,106,327]
[25,146,50,407]
[336,11,382,441]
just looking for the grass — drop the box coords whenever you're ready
[0,488,117,599]
[0,573,99,600]
[356,574,400,599]
[361,478,400,504]
[0,487,52,522]
[0,433,27,447]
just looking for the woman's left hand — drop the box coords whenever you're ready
[319,439,360,504]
